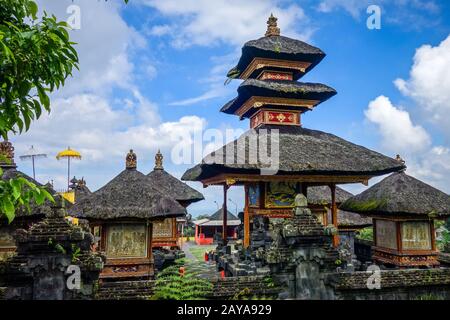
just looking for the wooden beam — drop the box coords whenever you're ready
[244,184,250,248]
[201,173,373,187]
[240,57,311,79]
[430,221,437,252]
[236,96,318,118]
[330,184,339,247]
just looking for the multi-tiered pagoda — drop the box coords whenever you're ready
[182,15,404,248]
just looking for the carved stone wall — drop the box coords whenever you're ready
[0,198,104,300]
[327,268,450,300]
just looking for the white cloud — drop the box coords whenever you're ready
[396,146,450,194]
[364,95,431,153]
[36,0,145,96]
[13,93,206,190]
[139,0,314,106]
[11,1,209,194]
[394,34,450,136]
[317,0,370,18]
[140,0,312,48]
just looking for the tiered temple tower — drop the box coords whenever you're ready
[182,15,404,250]
[222,14,336,129]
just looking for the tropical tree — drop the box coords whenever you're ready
[0,0,81,222]
[1,1,131,223]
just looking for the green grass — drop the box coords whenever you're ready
[189,245,216,262]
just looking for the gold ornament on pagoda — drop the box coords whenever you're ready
[154,149,164,170]
[265,13,280,37]
[126,149,137,169]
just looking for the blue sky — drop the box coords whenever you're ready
[12,0,450,216]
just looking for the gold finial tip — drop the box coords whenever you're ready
[265,13,280,37]
[126,149,137,169]
[154,150,164,170]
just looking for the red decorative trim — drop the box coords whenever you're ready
[250,109,301,128]
[258,71,293,81]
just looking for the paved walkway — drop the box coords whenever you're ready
[182,242,219,279]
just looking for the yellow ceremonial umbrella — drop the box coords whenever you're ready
[56,147,82,190]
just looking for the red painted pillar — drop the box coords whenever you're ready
[222,184,229,246]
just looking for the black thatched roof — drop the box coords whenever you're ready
[340,171,450,217]
[74,184,92,204]
[182,125,405,181]
[220,79,337,117]
[334,210,372,229]
[307,186,353,205]
[69,169,186,220]
[209,208,239,221]
[1,167,56,219]
[227,35,325,79]
[147,169,204,205]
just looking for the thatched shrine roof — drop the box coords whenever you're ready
[69,168,186,220]
[307,185,353,205]
[182,125,405,182]
[227,35,325,79]
[220,79,336,116]
[147,168,204,205]
[209,208,239,221]
[340,171,450,217]
[74,184,92,204]
[334,210,372,229]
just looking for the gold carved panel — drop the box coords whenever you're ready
[401,221,432,250]
[153,218,174,238]
[106,224,147,258]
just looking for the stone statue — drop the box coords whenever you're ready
[293,193,309,216]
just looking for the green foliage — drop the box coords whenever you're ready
[437,227,450,252]
[263,275,275,288]
[0,166,54,223]
[0,0,79,138]
[184,226,195,237]
[356,227,374,241]
[151,259,213,300]
[415,293,443,300]
[189,245,215,261]
[71,243,81,262]
[47,237,67,255]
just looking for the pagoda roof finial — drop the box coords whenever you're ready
[395,154,407,171]
[126,149,137,170]
[154,149,164,170]
[265,13,280,37]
